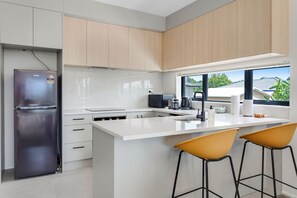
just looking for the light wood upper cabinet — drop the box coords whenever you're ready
[108,24,129,69]
[176,21,193,67]
[163,28,177,70]
[87,20,109,67]
[238,0,272,57]
[212,1,238,62]
[64,16,87,66]
[129,28,145,70]
[144,31,162,71]
[193,12,213,65]
[271,0,289,55]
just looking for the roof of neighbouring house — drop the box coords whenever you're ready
[207,87,271,98]
[221,77,278,90]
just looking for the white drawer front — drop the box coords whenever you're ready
[64,142,92,162]
[64,124,92,144]
[64,114,91,125]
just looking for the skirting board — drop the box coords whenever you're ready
[63,159,92,172]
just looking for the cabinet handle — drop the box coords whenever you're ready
[73,118,84,121]
[73,146,85,149]
[72,128,84,131]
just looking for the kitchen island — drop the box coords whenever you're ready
[91,114,287,198]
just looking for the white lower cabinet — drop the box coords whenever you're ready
[63,114,92,163]
[126,111,153,119]
[64,142,92,162]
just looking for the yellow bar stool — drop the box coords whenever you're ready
[236,123,297,198]
[172,128,240,198]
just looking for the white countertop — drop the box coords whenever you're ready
[91,114,288,141]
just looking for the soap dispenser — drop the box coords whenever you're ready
[208,105,215,121]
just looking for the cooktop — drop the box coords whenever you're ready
[85,108,125,112]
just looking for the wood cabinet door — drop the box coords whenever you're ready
[64,16,87,66]
[163,28,177,70]
[108,24,129,69]
[144,31,162,71]
[193,12,213,65]
[176,21,193,67]
[238,0,271,57]
[87,21,109,67]
[129,28,145,70]
[212,1,238,62]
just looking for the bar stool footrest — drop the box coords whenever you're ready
[174,187,222,198]
[238,173,297,197]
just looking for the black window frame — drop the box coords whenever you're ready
[181,66,290,106]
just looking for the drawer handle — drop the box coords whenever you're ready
[73,146,85,149]
[73,118,84,121]
[73,128,85,131]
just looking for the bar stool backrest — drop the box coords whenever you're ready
[175,128,238,160]
[240,123,297,148]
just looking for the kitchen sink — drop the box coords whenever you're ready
[174,116,201,122]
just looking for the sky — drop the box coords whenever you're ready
[190,66,290,82]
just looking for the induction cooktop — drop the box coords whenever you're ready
[85,108,125,112]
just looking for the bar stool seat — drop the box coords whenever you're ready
[172,128,240,198]
[236,123,297,198]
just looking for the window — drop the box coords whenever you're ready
[253,66,290,105]
[181,66,290,106]
[207,70,244,102]
[182,75,203,98]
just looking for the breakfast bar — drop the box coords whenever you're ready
[91,114,287,198]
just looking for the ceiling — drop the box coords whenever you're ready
[93,0,197,17]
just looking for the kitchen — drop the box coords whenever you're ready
[0,0,297,198]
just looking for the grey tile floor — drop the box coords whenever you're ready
[0,167,291,198]
[0,167,92,198]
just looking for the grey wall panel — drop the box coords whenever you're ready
[64,0,166,31]
[0,0,63,12]
[0,45,2,181]
[166,0,234,30]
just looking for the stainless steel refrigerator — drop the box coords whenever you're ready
[14,69,58,179]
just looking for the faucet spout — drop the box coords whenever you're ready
[194,91,206,122]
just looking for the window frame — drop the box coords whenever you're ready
[181,66,290,106]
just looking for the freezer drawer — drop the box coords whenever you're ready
[64,124,92,143]
[64,141,92,162]
[14,109,58,178]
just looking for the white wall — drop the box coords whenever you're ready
[64,0,166,31]
[166,0,234,30]
[3,49,57,169]
[282,0,297,197]
[63,66,164,110]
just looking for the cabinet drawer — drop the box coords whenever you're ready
[64,114,91,125]
[64,124,92,143]
[64,142,92,162]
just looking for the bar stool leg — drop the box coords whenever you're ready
[261,146,265,198]
[271,149,277,198]
[206,161,209,198]
[172,151,183,198]
[228,156,240,198]
[235,141,249,198]
[288,146,297,176]
[202,159,205,198]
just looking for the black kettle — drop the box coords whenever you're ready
[181,97,191,110]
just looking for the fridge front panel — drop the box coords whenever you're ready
[14,109,58,179]
[14,69,57,107]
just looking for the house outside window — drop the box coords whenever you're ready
[181,66,290,106]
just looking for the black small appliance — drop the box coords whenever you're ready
[148,94,175,108]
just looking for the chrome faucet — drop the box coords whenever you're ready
[194,91,205,122]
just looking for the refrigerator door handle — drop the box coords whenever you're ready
[15,105,57,110]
